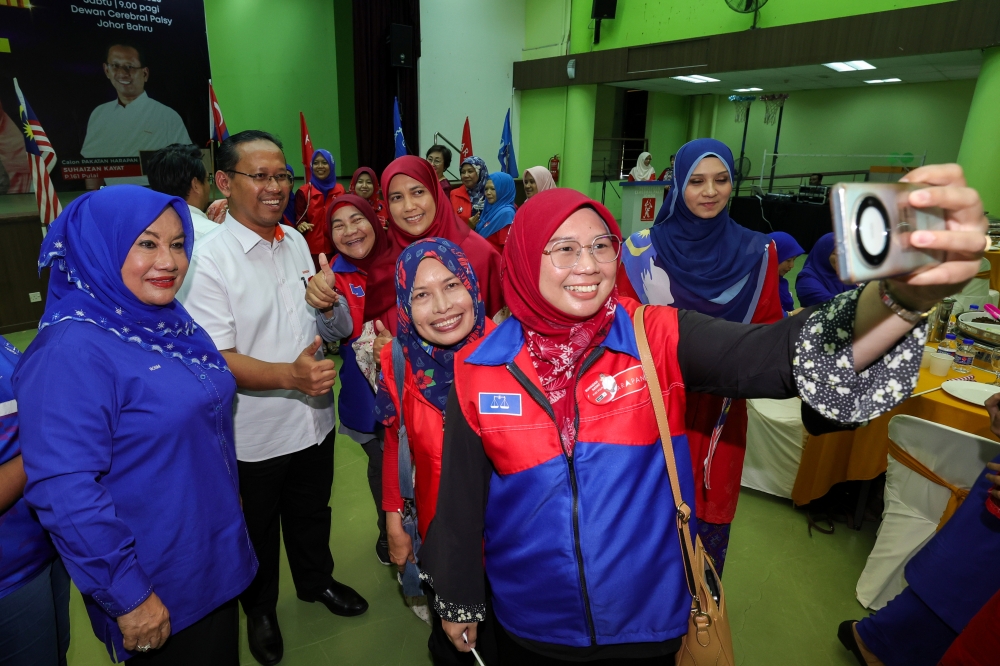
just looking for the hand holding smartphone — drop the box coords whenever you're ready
[830,182,947,283]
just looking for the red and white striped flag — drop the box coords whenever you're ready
[14,79,62,225]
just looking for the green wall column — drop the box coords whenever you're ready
[958,47,1000,217]
[687,96,702,142]
[562,84,597,194]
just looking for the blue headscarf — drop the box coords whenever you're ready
[795,232,852,307]
[476,171,517,239]
[310,148,339,197]
[461,156,489,214]
[38,185,228,373]
[769,231,805,312]
[374,238,486,417]
[649,138,771,319]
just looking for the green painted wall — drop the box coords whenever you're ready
[519,87,568,176]
[958,47,1000,216]
[567,0,954,54]
[333,0,358,176]
[524,0,570,60]
[563,85,598,193]
[645,93,688,170]
[711,79,975,189]
[205,0,342,175]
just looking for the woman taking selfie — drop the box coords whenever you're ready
[421,166,987,664]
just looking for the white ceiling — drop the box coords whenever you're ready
[609,50,983,96]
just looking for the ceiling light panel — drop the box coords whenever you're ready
[846,60,876,70]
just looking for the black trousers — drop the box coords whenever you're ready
[495,622,676,665]
[128,599,239,666]
[359,432,387,539]
[237,430,336,617]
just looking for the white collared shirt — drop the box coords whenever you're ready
[188,204,219,242]
[178,213,350,462]
[81,91,192,186]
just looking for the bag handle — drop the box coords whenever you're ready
[633,305,699,598]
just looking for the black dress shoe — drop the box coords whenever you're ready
[299,579,369,616]
[838,620,875,666]
[247,612,283,666]
[376,538,391,566]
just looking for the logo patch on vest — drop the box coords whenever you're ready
[349,283,365,298]
[478,392,522,416]
[583,365,647,405]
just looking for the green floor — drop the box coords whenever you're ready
[5,331,873,666]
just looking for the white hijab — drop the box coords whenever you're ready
[629,152,656,181]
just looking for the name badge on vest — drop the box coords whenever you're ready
[478,392,522,416]
[349,283,365,297]
[584,365,647,406]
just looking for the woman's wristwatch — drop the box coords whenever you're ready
[878,280,935,325]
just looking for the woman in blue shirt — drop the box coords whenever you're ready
[0,339,70,666]
[14,186,257,664]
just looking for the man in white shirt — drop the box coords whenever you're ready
[146,143,218,241]
[81,44,191,187]
[178,130,367,666]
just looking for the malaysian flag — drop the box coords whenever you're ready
[14,79,62,225]
[209,80,229,142]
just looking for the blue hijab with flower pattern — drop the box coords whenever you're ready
[375,238,486,420]
[38,185,228,373]
[461,156,490,214]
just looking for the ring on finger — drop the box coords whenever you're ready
[137,644,152,652]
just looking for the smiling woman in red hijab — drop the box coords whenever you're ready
[379,156,503,324]
[417,172,985,663]
[349,167,389,230]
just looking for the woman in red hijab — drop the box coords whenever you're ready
[380,156,503,326]
[349,167,389,230]
[419,175,984,663]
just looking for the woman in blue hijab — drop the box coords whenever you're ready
[295,148,346,269]
[618,138,784,574]
[769,231,806,313]
[13,186,257,664]
[477,171,517,251]
[796,232,854,307]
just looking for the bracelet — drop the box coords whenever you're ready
[878,280,935,325]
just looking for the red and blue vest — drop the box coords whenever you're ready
[333,257,377,435]
[453,298,695,647]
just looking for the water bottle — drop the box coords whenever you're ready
[937,333,957,356]
[952,338,975,373]
[969,304,981,316]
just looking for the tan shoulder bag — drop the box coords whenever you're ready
[633,305,735,666]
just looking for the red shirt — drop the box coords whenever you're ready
[449,187,472,227]
[294,183,345,255]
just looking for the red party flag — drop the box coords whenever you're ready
[460,117,473,161]
[209,81,229,142]
[300,111,313,182]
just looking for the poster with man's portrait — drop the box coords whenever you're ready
[0,0,210,192]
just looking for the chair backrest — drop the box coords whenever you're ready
[888,414,1000,489]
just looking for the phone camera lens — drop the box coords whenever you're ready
[855,196,890,266]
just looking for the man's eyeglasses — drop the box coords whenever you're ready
[107,64,143,75]
[542,235,622,269]
[228,171,293,187]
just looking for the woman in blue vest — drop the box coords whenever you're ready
[420,165,988,664]
[14,186,257,664]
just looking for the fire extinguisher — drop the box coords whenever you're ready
[548,154,560,183]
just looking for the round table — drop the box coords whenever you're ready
[791,365,996,507]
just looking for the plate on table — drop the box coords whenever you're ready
[941,380,1000,406]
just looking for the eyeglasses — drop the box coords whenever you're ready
[228,170,293,187]
[107,64,143,75]
[542,235,621,269]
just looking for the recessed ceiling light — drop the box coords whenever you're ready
[733,88,763,92]
[865,79,884,84]
[824,61,877,72]
[671,75,719,83]
[883,78,901,82]
[846,60,877,70]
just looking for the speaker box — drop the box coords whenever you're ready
[591,0,617,19]
[389,23,413,68]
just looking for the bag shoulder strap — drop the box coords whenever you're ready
[633,305,698,596]
[391,339,415,502]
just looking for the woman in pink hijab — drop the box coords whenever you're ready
[522,166,555,200]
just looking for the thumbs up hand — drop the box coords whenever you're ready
[373,319,393,369]
[290,335,338,396]
[306,253,340,314]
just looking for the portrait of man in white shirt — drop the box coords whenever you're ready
[80,43,192,187]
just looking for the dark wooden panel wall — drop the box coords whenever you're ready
[514,0,1000,89]
[0,213,47,334]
